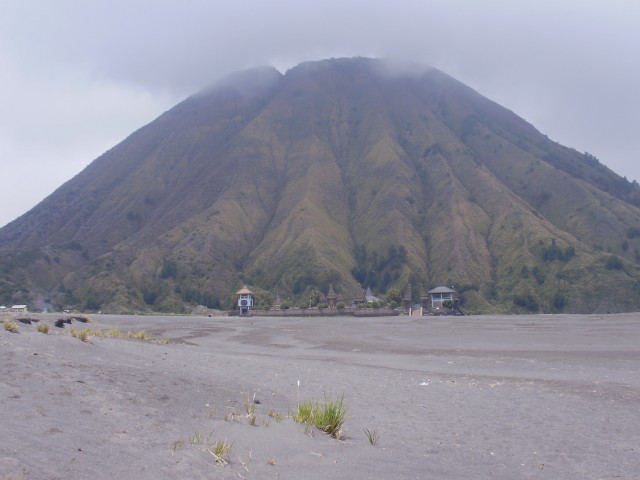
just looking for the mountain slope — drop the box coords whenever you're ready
[2,58,640,313]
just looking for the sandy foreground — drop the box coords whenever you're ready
[1,313,639,480]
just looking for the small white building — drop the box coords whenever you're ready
[236,286,254,316]
[427,287,456,308]
[9,305,28,313]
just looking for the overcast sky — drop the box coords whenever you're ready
[1,0,639,228]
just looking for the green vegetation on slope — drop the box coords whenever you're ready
[1,58,640,313]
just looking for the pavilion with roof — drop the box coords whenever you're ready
[236,286,254,316]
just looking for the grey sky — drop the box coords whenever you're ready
[1,0,639,227]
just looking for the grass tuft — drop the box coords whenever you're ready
[70,328,90,341]
[4,321,19,333]
[127,330,150,340]
[292,395,348,439]
[172,439,184,450]
[291,400,315,424]
[91,328,168,344]
[314,395,348,438]
[108,328,123,337]
[267,409,283,422]
[224,409,240,422]
[208,440,232,465]
[364,428,380,445]
[37,323,50,334]
[243,392,256,415]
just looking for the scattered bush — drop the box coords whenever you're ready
[513,293,539,312]
[3,321,18,333]
[605,255,624,270]
[532,266,545,285]
[37,324,49,334]
[627,227,640,239]
[539,239,575,262]
[551,293,567,312]
[160,260,178,279]
[352,244,407,292]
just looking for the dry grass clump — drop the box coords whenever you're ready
[189,433,204,445]
[172,439,184,451]
[91,328,169,344]
[3,321,19,333]
[70,328,90,341]
[127,330,150,340]
[224,409,241,423]
[243,392,256,416]
[108,328,123,337]
[37,323,50,334]
[267,409,283,423]
[291,395,348,439]
[207,440,232,465]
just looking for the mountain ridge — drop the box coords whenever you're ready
[2,57,640,313]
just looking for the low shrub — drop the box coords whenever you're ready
[3,321,18,333]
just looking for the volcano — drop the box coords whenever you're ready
[2,57,640,313]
